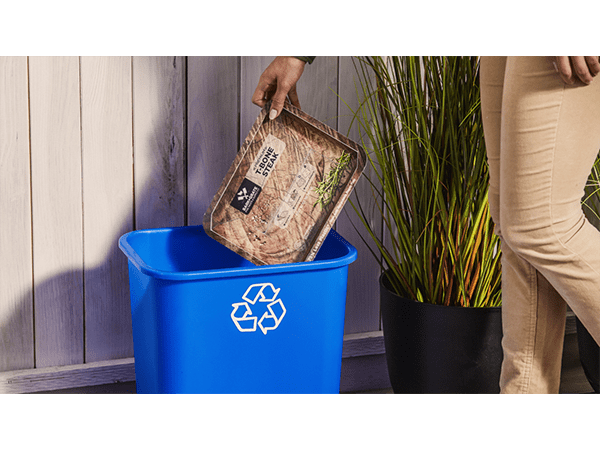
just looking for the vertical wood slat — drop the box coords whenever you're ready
[29,56,84,368]
[187,56,240,224]
[336,56,382,333]
[133,56,186,230]
[0,56,34,371]
[239,56,272,148]
[81,57,134,362]
[297,56,339,130]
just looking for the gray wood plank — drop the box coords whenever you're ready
[81,57,134,362]
[342,331,385,358]
[0,56,34,371]
[29,56,84,367]
[240,56,272,148]
[0,358,135,394]
[296,56,339,130]
[133,56,186,229]
[187,56,240,224]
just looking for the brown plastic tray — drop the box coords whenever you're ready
[203,102,366,266]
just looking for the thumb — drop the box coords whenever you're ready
[269,86,289,120]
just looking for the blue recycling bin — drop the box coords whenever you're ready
[118,225,357,393]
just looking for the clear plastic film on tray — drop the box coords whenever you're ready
[203,101,366,266]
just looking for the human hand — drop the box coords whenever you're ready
[553,57,600,85]
[251,56,306,120]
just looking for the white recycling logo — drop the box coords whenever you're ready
[231,283,286,335]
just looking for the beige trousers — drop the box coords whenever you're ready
[480,56,600,393]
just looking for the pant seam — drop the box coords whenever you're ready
[518,264,538,393]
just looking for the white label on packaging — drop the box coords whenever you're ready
[245,134,286,187]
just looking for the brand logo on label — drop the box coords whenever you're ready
[230,178,262,215]
[231,283,286,335]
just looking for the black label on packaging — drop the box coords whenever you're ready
[231,178,262,215]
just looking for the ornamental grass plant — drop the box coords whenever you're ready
[348,56,502,307]
[583,155,600,223]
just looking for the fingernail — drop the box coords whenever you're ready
[269,109,277,120]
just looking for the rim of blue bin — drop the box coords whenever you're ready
[118,226,357,281]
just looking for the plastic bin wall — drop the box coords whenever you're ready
[119,226,357,393]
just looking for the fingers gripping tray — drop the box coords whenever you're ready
[203,102,366,265]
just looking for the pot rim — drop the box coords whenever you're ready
[379,270,501,311]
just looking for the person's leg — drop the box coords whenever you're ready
[499,56,600,387]
[480,56,505,236]
[481,56,567,393]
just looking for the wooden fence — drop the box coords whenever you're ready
[0,56,384,390]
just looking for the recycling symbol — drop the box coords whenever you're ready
[231,283,286,335]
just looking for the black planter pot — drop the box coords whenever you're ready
[575,317,599,393]
[380,272,503,394]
